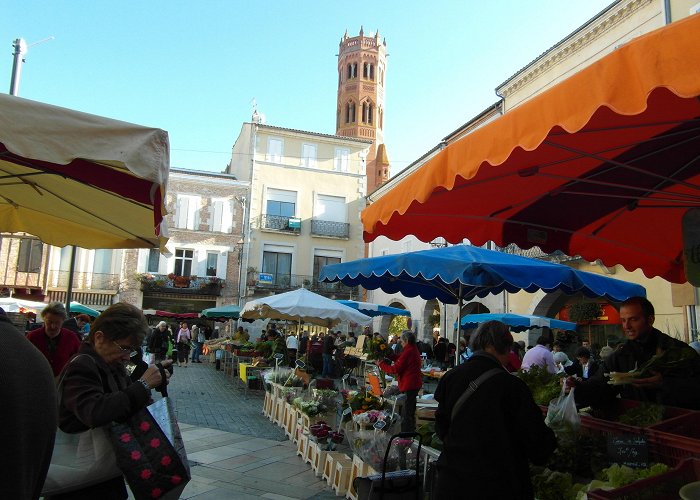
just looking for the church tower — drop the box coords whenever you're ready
[336,27,389,193]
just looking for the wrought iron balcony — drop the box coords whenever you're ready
[498,243,578,263]
[137,273,225,296]
[245,270,357,299]
[259,214,301,234]
[47,270,121,290]
[311,219,350,239]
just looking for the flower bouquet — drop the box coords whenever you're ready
[312,388,341,411]
[364,336,389,360]
[280,386,303,403]
[310,422,345,450]
[347,389,384,415]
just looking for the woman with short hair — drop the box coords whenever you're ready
[53,302,171,499]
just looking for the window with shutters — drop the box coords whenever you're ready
[312,195,348,238]
[210,198,232,233]
[334,148,350,172]
[175,195,200,230]
[301,143,317,168]
[266,137,283,163]
[17,238,42,273]
[264,188,297,231]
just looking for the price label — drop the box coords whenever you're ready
[607,435,648,468]
[373,420,386,430]
[295,360,306,369]
[273,353,284,360]
[342,407,352,416]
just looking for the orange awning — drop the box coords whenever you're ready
[362,14,700,283]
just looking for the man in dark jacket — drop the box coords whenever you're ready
[591,296,700,410]
[434,320,557,499]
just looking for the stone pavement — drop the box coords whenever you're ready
[139,359,338,499]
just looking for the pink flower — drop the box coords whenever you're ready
[140,421,151,432]
[150,438,161,448]
[170,475,182,485]
[150,488,162,498]
[131,451,142,461]
[120,433,131,443]
[140,469,153,480]
[161,455,172,466]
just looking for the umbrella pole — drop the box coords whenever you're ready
[65,246,77,314]
[456,283,463,366]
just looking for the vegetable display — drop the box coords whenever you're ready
[608,346,698,385]
[516,365,563,406]
[617,402,665,427]
[532,462,669,500]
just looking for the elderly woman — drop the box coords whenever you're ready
[377,330,422,432]
[53,302,171,499]
[434,321,556,499]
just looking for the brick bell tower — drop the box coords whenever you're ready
[336,27,389,193]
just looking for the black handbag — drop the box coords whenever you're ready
[109,397,190,499]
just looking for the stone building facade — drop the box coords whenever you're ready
[121,168,247,313]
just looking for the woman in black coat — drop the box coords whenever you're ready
[51,303,171,500]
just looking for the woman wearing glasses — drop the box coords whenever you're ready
[52,302,172,499]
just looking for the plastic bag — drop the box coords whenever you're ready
[545,386,580,442]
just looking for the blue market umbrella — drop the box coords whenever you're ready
[319,244,645,304]
[457,313,577,332]
[337,300,411,318]
[69,301,100,317]
[201,304,241,319]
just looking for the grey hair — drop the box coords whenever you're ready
[400,330,416,345]
[41,301,67,320]
[470,320,513,355]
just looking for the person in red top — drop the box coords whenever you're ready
[378,330,423,432]
[27,301,81,377]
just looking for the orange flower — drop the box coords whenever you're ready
[380,344,386,350]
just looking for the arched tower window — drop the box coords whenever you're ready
[361,100,374,124]
[345,101,356,123]
[347,63,357,79]
[363,62,375,80]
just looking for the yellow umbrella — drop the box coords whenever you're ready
[0,94,169,250]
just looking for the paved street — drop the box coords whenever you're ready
[142,358,338,499]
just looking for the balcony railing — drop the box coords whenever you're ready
[498,243,578,263]
[246,270,357,299]
[311,219,350,239]
[138,274,225,296]
[48,270,121,290]
[259,214,301,234]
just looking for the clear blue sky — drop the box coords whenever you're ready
[4,0,613,176]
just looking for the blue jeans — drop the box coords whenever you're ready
[191,342,201,362]
[321,353,333,378]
